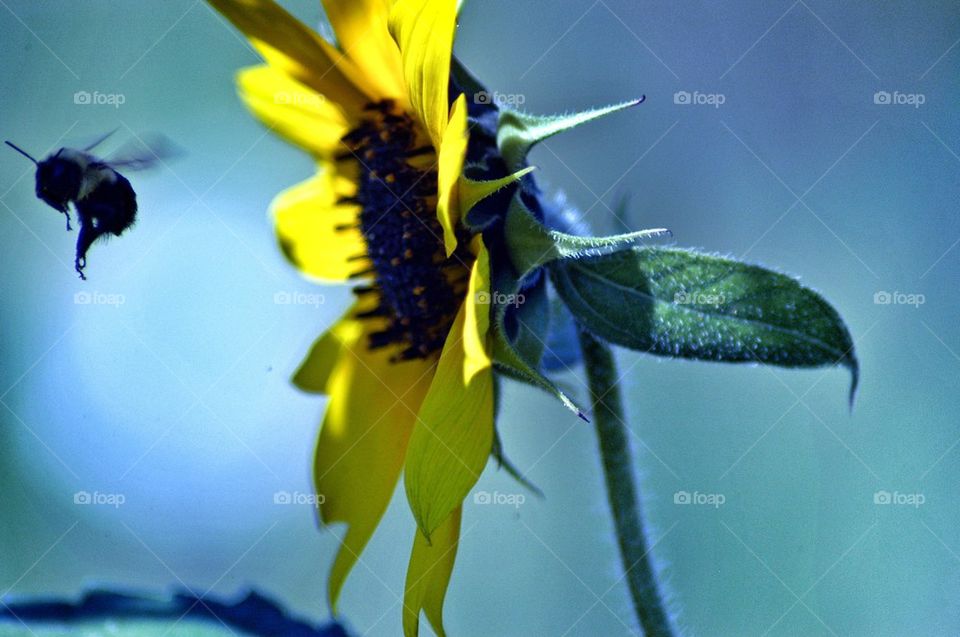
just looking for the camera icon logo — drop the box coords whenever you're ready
[74,291,92,305]
[473,91,491,105]
[273,490,292,505]
[73,91,92,105]
[473,490,492,505]
[673,91,691,105]
[673,490,691,505]
[873,490,892,505]
[273,291,292,305]
[73,491,92,504]
[873,291,892,305]
[873,91,891,105]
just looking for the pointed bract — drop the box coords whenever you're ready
[497,97,645,170]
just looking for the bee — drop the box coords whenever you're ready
[4,132,174,279]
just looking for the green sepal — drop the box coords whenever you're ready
[550,247,860,405]
[497,98,645,171]
[460,166,536,230]
[505,196,670,279]
[489,254,589,421]
[491,413,544,498]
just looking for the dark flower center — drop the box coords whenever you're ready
[338,100,471,361]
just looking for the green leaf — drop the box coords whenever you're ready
[550,247,859,404]
[497,98,645,170]
[505,197,669,278]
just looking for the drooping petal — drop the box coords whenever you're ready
[293,318,364,394]
[237,65,351,156]
[322,0,407,103]
[388,0,459,149]
[435,94,469,256]
[403,245,493,539]
[462,238,492,382]
[271,165,368,281]
[311,311,437,611]
[207,0,369,113]
[403,506,462,637]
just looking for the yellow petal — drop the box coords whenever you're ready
[436,94,469,256]
[271,166,367,281]
[313,311,437,611]
[389,0,459,149]
[207,0,369,112]
[403,506,462,637]
[293,319,363,394]
[237,65,351,156]
[462,240,492,383]
[403,247,493,538]
[322,0,407,103]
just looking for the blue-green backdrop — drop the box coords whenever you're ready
[1,1,958,635]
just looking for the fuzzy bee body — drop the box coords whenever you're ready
[6,134,172,279]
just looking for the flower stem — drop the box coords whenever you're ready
[577,326,676,637]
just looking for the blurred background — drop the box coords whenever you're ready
[0,1,958,635]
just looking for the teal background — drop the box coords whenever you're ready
[1,1,958,635]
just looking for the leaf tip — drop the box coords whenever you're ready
[846,357,860,412]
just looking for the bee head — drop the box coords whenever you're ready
[35,154,83,212]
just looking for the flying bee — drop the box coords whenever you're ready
[4,132,175,279]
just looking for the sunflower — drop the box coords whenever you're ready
[206,1,527,634]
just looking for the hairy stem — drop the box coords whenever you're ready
[577,326,676,637]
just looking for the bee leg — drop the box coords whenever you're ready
[63,210,72,232]
[74,222,103,280]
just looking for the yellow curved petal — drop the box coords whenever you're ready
[313,311,437,611]
[322,0,407,103]
[403,247,493,539]
[388,0,459,149]
[293,319,363,394]
[403,506,462,637]
[436,94,468,256]
[462,239,491,383]
[271,167,367,281]
[207,0,369,113]
[237,65,350,156]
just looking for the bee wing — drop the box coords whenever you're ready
[105,134,183,171]
[83,128,119,152]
